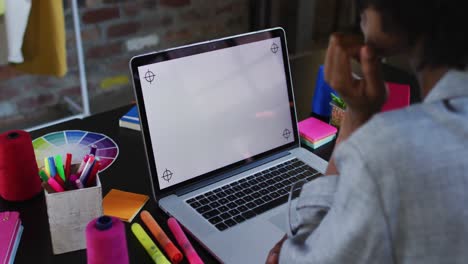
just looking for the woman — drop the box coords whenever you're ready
[267,0,468,263]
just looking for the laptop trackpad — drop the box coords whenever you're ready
[268,212,287,232]
[207,220,285,264]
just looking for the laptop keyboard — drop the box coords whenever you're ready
[186,158,323,231]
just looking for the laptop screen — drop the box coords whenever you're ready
[132,29,298,192]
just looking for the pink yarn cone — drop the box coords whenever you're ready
[86,216,129,264]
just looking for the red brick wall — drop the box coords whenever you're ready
[0,0,250,128]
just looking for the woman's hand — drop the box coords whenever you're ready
[265,235,287,264]
[324,33,387,176]
[324,33,387,124]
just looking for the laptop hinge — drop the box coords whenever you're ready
[175,150,292,196]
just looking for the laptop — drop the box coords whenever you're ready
[130,27,328,263]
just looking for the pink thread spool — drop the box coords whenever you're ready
[86,216,129,264]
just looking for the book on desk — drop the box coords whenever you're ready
[0,211,23,264]
[119,105,140,131]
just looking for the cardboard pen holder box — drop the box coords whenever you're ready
[44,175,103,255]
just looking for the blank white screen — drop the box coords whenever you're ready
[138,37,294,189]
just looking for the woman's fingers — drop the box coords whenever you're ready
[324,33,387,116]
[359,46,387,110]
[325,34,361,95]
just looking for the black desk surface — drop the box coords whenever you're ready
[0,53,416,263]
[0,105,333,263]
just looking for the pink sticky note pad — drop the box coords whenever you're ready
[381,82,410,112]
[298,117,337,142]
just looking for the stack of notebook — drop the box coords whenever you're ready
[298,117,338,149]
[0,211,23,264]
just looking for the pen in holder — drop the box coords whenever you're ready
[329,102,346,128]
[44,174,103,254]
[329,93,347,129]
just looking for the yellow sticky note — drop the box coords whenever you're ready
[103,189,149,222]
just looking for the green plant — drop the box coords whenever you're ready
[331,93,346,109]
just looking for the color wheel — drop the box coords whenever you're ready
[33,130,119,171]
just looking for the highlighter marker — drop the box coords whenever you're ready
[44,157,51,177]
[47,177,65,192]
[131,223,171,264]
[167,218,204,264]
[54,155,66,181]
[65,153,72,179]
[48,157,58,178]
[39,170,49,182]
[141,210,183,263]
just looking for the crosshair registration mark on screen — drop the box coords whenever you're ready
[271,43,279,54]
[283,128,291,139]
[162,169,173,182]
[144,70,156,84]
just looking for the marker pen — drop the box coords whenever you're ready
[167,217,204,264]
[89,144,97,156]
[131,223,171,264]
[54,155,66,181]
[69,174,78,183]
[48,157,58,178]
[41,181,56,193]
[65,153,72,179]
[39,170,49,182]
[141,211,183,263]
[47,177,64,192]
[54,174,66,189]
[85,160,100,187]
[67,174,78,190]
[79,155,95,181]
[75,179,84,189]
[80,159,95,184]
[76,155,90,176]
[44,157,51,177]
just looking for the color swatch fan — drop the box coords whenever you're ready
[33,130,119,171]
